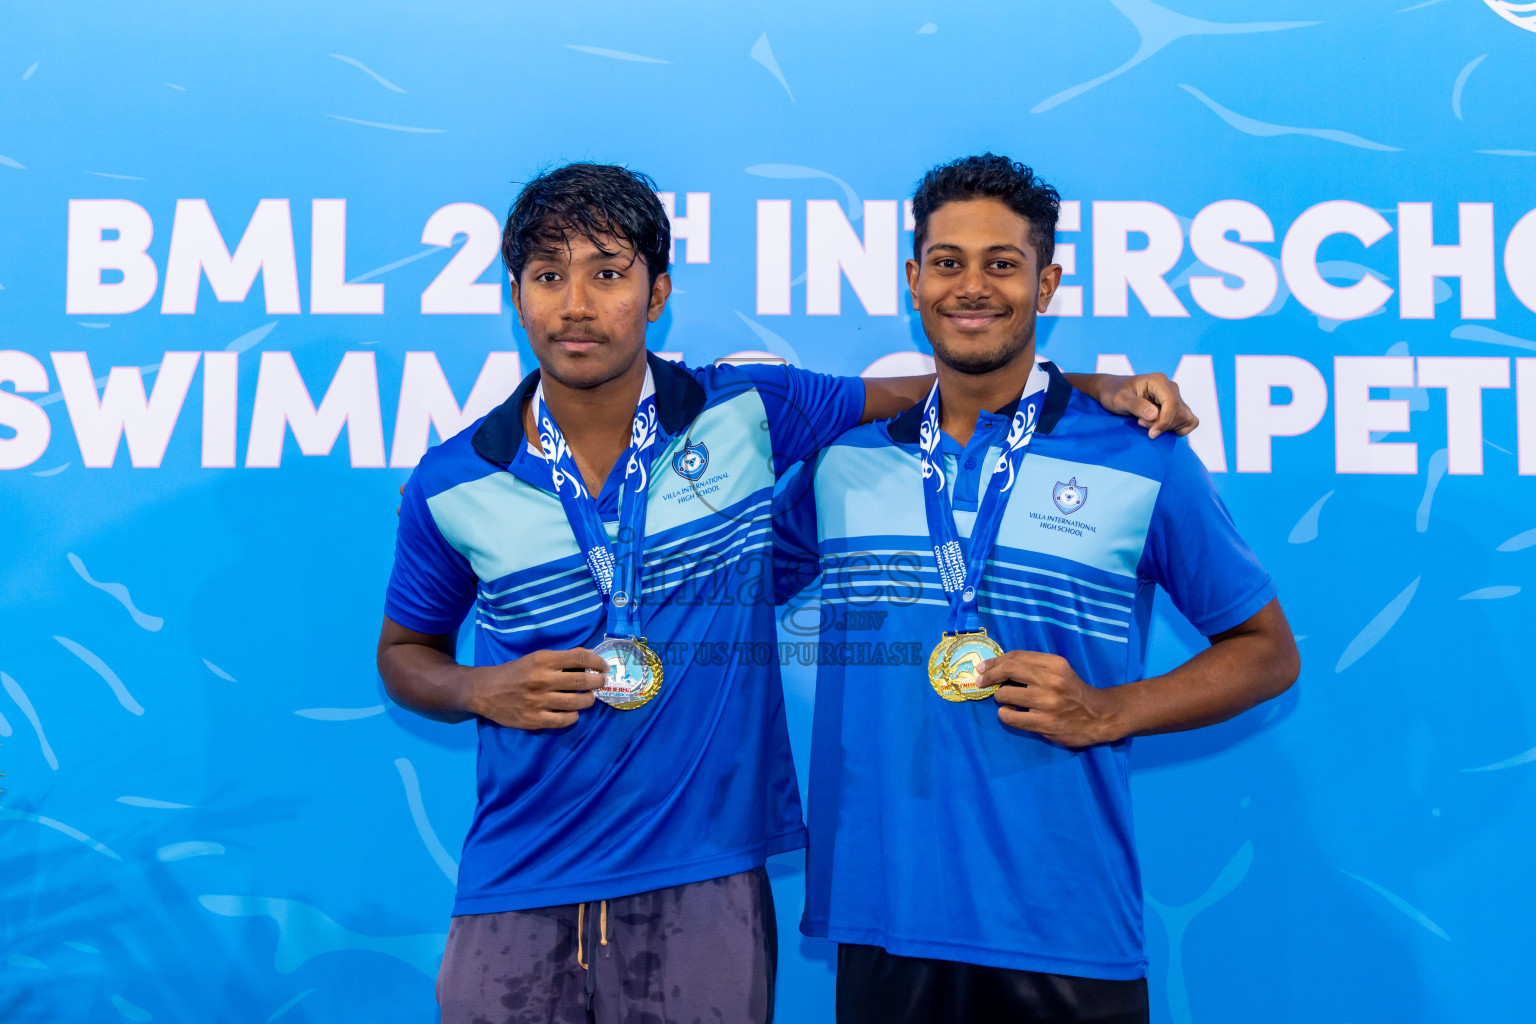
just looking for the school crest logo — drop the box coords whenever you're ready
[672,441,710,481]
[1053,477,1088,515]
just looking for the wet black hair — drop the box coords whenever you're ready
[910,154,1060,268]
[502,162,671,286]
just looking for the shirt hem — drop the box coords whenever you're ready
[1190,578,1277,638]
[382,601,465,638]
[452,826,807,916]
[801,921,1146,981]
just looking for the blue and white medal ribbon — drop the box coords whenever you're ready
[533,369,664,708]
[918,362,1049,699]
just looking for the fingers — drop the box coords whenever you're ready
[472,649,611,731]
[537,670,601,695]
[1136,375,1169,439]
[526,649,607,699]
[992,683,1036,710]
[542,688,598,712]
[1137,374,1199,440]
[539,648,609,675]
[997,705,1037,732]
[977,650,1065,688]
[1157,388,1199,438]
[1136,374,1176,439]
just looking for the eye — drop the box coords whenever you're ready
[934,258,959,269]
[989,260,1016,271]
[596,269,622,280]
[535,271,560,283]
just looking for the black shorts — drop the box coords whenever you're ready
[836,943,1149,1024]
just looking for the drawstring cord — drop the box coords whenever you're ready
[576,900,610,972]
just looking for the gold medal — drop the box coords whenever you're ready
[927,629,1004,702]
[928,635,967,702]
[592,636,663,710]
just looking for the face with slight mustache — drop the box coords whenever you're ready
[906,198,1060,376]
[511,230,670,390]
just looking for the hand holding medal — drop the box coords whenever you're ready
[466,647,607,730]
[980,649,1120,749]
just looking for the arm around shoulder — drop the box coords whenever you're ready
[861,374,934,423]
[1063,371,1199,439]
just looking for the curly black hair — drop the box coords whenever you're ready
[910,154,1060,268]
[502,163,671,286]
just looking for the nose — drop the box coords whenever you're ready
[561,275,596,322]
[955,261,990,301]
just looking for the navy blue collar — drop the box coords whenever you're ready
[887,359,1071,444]
[472,352,707,465]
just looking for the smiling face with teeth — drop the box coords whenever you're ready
[906,197,1061,377]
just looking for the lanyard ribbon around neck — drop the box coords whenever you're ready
[918,362,1049,635]
[533,369,659,638]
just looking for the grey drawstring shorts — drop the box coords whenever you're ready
[436,866,777,1024]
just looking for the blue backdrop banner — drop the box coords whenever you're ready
[3,2,1535,1021]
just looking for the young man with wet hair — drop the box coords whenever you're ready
[777,154,1300,1023]
[377,161,1196,1024]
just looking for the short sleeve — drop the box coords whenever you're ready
[1139,440,1276,637]
[735,364,865,469]
[772,457,822,605]
[384,470,478,635]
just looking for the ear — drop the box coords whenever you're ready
[647,272,673,323]
[905,258,921,310]
[1035,263,1063,314]
[508,273,526,328]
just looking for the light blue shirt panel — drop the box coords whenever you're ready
[428,473,578,583]
[646,390,775,537]
[429,392,778,584]
[815,444,926,544]
[999,454,1161,580]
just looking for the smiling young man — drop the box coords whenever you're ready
[777,155,1300,1023]
[376,162,1198,1024]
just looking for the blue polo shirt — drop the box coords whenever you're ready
[385,352,864,914]
[776,360,1276,979]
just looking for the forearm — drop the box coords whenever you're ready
[1063,372,1109,402]
[377,628,481,724]
[864,369,1196,438]
[1106,636,1291,738]
[860,375,934,422]
[1103,599,1299,739]
[864,373,1148,420]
